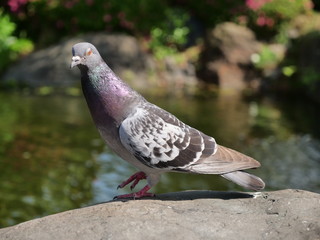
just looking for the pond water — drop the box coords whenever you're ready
[0,90,320,227]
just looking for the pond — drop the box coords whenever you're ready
[0,90,320,227]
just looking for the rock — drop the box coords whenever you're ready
[207,22,258,65]
[0,189,319,240]
[3,33,150,89]
[161,56,197,90]
[197,22,261,91]
[2,33,198,92]
[286,14,320,39]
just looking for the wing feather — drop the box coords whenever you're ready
[119,105,216,170]
[119,103,260,174]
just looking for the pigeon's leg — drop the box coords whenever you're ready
[117,171,146,190]
[114,185,155,199]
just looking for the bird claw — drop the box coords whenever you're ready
[115,172,155,199]
[114,185,154,200]
[117,171,147,189]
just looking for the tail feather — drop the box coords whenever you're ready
[186,145,261,174]
[222,171,265,191]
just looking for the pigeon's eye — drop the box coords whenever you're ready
[85,48,93,56]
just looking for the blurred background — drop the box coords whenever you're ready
[1,0,320,228]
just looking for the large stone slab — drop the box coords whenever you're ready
[0,189,319,239]
[197,22,262,90]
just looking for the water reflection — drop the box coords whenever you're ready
[247,135,320,191]
[0,91,319,228]
[0,93,102,227]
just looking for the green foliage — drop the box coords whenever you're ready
[252,45,279,69]
[0,9,33,72]
[172,0,243,27]
[8,0,169,46]
[275,12,320,44]
[2,0,319,84]
[300,68,320,89]
[261,0,312,20]
[149,8,190,59]
[5,0,315,61]
[282,65,297,77]
[264,0,313,43]
[6,0,246,56]
[244,0,313,41]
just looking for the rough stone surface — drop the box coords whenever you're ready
[197,22,261,90]
[0,189,319,240]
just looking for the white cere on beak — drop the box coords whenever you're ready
[71,56,81,68]
[72,56,81,62]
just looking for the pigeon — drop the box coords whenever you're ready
[71,42,265,199]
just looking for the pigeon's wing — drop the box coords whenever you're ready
[119,104,260,173]
[119,104,216,170]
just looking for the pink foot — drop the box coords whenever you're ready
[117,171,146,190]
[114,185,155,199]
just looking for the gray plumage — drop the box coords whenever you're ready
[71,42,265,198]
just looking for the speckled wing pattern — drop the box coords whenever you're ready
[119,103,218,171]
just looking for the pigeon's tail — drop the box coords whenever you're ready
[222,171,265,191]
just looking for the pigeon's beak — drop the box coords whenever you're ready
[70,56,81,68]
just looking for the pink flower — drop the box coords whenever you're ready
[256,14,274,27]
[8,0,28,13]
[256,15,266,26]
[265,17,274,27]
[246,0,272,10]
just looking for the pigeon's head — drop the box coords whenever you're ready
[71,42,101,70]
